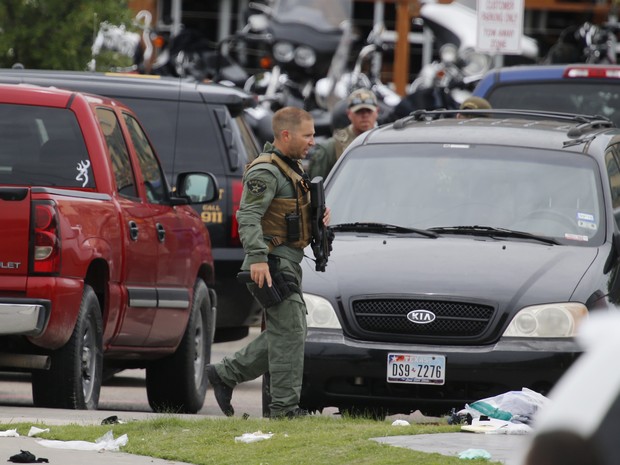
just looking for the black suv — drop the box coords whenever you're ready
[0,69,262,342]
[298,109,620,418]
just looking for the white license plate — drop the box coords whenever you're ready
[387,353,446,385]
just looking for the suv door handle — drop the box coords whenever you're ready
[156,223,165,242]
[128,221,139,241]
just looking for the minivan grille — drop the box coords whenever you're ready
[352,299,495,338]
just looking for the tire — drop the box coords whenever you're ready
[32,284,103,409]
[146,279,213,413]
[341,406,387,421]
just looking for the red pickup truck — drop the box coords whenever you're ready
[0,83,219,413]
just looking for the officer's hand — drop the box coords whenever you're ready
[250,262,272,288]
[323,206,331,226]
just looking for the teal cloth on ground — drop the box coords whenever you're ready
[469,400,513,421]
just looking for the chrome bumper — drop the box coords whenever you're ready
[0,301,49,336]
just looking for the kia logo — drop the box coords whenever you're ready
[406,309,436,324]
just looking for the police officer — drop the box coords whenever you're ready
[308,88,379,180]
[207,107,329,419]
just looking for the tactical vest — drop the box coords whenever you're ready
[246,153,312,251]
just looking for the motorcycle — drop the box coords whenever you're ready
[157,29,251,86]
[237,0,354,136]
[544,22,618,64]
[319,22,402,130]
[382,0,525,121]
[385,43,490,121]
[128,9,250,86]
[88,15,142,72]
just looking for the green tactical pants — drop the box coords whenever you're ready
[215,257,307,416]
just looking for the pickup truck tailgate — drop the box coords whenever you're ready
[0,187,30,289]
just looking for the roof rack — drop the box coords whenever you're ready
[392,108,615,131]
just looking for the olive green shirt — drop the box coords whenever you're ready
[308,124,357,180]
[237,144,305,268]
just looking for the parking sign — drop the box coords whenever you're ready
[476,0,524,54]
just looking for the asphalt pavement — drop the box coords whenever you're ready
[0,405,532,465]
[374,430,531,464]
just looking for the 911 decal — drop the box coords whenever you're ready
[201,204,223,224]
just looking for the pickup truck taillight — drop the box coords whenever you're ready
[230,179,242,247]
[564,66,620,79]
[32,201,61,274]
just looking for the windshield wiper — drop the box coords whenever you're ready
[427,225,559,245]
[330,222,438,238]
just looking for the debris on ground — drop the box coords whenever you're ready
[36,430,128,451]
[458,448,492,460]
[7,449,48,463]
[391,419,410,426]
[234,431,274,443]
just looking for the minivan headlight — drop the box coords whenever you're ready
[304,293,341,329]
[503,303,588,337]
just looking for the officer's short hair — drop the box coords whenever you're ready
[272,107,313,138]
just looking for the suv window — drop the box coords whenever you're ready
[109,96,180,177]
[213,107,239,170]
[174,101,226,174]
[105,98,256,180]
[234,114,260,162]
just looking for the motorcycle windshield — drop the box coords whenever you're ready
[271,0,352,32]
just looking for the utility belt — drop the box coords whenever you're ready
[236,256,300,309]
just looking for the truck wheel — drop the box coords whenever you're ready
[146,279,213,413]
[341,406,387,421]
[32,284,103,409]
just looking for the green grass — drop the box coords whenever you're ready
[0,416,502,465]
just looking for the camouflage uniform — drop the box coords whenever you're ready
[308,124,357,180]
[213,142,309,417]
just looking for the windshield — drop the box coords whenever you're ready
[271,0,352,31]
[327,144,605,246]
[487,82,620,127]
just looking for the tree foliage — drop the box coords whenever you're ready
[0,0,135,70]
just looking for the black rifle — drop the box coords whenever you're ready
[310,176,333,272]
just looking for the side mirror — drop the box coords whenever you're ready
[605,231,620,305]
[175,172,220,204]
[604,231,620,274]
